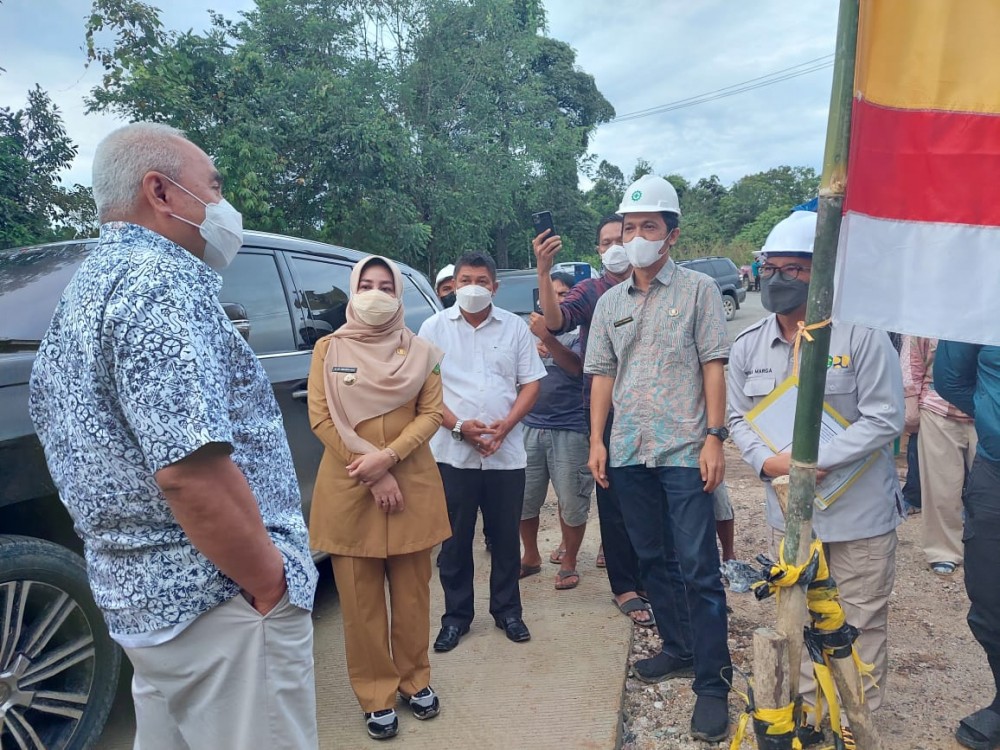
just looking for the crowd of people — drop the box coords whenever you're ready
[26,122,1000,750]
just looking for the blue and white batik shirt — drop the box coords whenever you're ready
[29,222,317,643]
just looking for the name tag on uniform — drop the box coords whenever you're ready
[330,366,358,373]
[613,316,634,328]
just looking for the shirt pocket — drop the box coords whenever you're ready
[485,346,516,382]
[825,372,860,423]
[743,375,775,399]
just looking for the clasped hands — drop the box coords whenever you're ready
[347,450,404,514]
[762,452,829,481]
[458,418,511,457]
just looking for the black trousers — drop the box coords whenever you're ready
[594,416,643,596]
[964,455,1000,667]
[437,464,525,628]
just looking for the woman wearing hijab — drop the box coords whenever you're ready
[308,256,451,741]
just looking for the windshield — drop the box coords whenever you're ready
[0,243,90,341]
[492,275,537,316]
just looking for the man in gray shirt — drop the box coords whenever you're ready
[727,210,904,735]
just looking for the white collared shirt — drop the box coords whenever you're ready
[418,303,546,470]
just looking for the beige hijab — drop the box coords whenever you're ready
[323,256,442,455]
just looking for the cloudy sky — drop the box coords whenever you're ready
[0,0,840,189]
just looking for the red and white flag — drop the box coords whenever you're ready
[834,0,1000,345]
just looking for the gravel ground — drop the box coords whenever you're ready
[620,438,988,750]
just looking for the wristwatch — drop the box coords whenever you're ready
[452,420,465,441]
[707,426,730,442]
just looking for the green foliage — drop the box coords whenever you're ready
[0,86,92,247]
[582,161,818,267]
[81,0,613,274]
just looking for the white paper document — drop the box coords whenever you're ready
[745,376,876,509]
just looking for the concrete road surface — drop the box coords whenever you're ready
[97,499,632,749]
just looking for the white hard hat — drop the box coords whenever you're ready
[761,210,816,258]
[617,174,681,217]
[435,264,455,287]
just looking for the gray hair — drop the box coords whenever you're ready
[91,123,187,221]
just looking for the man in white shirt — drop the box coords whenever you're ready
[419,251,546,652]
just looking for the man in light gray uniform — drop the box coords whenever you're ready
[726,210,905,731]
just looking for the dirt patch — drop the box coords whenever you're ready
[621,439,986,750]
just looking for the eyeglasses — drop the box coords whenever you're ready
[759,263,809,282]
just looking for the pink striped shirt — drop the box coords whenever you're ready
[901,335,972,421]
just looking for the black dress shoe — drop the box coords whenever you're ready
[495,616,531,643]
[433,624,469,652]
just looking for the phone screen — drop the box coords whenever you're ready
[531,211,555,238]
[532,287,542,314]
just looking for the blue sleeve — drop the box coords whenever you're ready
[934,340,981,417]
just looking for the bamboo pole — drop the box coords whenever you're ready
[752,629,793,748]
[775,3,887,747]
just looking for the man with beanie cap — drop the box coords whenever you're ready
[585,174,732,742]
[727,209,905,741]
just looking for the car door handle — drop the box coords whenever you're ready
[292,389,309,401]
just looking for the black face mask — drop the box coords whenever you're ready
[761,275,809,314]
[440,291,457,309]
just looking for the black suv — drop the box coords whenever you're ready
[0,232,440,749]
[676,256,747,321]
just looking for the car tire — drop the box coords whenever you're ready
[722,293,737,321]
[0,535,121,750]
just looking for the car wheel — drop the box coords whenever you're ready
[0,535,121,750]
[722,294,737,321]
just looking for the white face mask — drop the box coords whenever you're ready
[623,236,667,269]
[351,289,400,326]
[455,284,493,314]
[166,176,244,271]
[601,244,630,274]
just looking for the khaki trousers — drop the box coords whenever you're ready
[918,408,977,565]
[331,549,433,712]
[125,594,318,750]
[771,528,897,714]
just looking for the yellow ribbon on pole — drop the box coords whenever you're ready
[792,319,832,378]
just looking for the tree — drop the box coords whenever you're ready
[0,86,79,248]
[84,0,613,273]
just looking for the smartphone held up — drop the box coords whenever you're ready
[531,210,556,238]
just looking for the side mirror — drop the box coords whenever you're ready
[222,302,251,341]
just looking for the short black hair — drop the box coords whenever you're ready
[662,211,680,232]
[550,271,576,288]
[596,214,623,244]
[454,251,497,282]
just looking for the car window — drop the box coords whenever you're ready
[0,243,89,341]
[710,260,734,279]
[288,256,352,349]
[219,252,295,354]
[493,275,538,316]
[401,275,436,333]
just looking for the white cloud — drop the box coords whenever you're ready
[0,0,840,189]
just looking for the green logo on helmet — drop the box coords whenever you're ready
[631,190,642,201]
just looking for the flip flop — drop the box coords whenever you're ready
[549,547,566,565]
[596,546,606,568]
[555,569,580,590]
[519,564,542,579]
[614,596,656,628]
[957,707,1000,750]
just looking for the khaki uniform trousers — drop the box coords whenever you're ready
[125,593,318,750]
[771,528,897,714]
[331,549,433,713]
[919,408,977,566]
